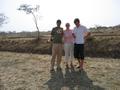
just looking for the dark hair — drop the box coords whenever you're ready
[56,19,61,23]
[74,18,80,24]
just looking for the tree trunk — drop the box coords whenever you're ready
[32,12,40,40]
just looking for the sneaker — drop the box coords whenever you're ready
[50,68,55,73]
[70,63,74,68]
[66,64,69,69]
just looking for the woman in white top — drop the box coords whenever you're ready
[63,23,74,68]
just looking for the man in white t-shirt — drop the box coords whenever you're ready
[72,18,90,70]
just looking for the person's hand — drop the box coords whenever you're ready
[72,33,76,38]
[47,39,51,43]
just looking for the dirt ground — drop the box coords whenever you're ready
[0,51,120,90]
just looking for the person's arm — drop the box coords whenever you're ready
[47,28,54,43]
[61,28,64,43]
[72,29,76,38]
[47,36,52,43]
[61,28,64,37]
[84,27,91,40]
[72,33,76,38]
[84,32,91,39]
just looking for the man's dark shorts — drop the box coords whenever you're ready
[74,44,84,60]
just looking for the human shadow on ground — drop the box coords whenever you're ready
[45,67,105,90]
[45,69,64,90]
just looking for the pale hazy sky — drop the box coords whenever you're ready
[0,0,120,32]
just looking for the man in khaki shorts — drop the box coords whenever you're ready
[50,19,63,72]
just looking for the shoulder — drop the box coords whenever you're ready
[73,27,77,30]
[69,29,73,33]
[81,25,90,32]
[69,29,73,31]
[80,25,87,28]
[52,27,57,32]
[51,27,56,34]
[73,27,77,31]
[52,27,57,30]
[80,25,88,30]
[60,27,63,30]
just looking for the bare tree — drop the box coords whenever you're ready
[0,13,8,27]
[18,4,40,40]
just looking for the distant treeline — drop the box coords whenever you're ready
[0,31,51,38]
[89,24,120,32]
[0,24,120,37]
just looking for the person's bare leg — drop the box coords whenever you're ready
[64,44,69,68]
[80,60,84,69]
[70,44,74,68]
[51,54,56,70]
[64,60,69,68]
[69,61,73,68]
[50,45,57,71]
[56,44,62,69]
[78,59,81,68]
[56,55,62,70]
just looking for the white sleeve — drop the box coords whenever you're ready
[84,26,90,33]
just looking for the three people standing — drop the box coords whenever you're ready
[50,18,90,71]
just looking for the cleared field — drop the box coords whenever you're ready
[0,51,120,90]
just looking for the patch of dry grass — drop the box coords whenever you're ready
[0,51,120,90]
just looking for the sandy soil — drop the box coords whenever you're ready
[0,51,120,90]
